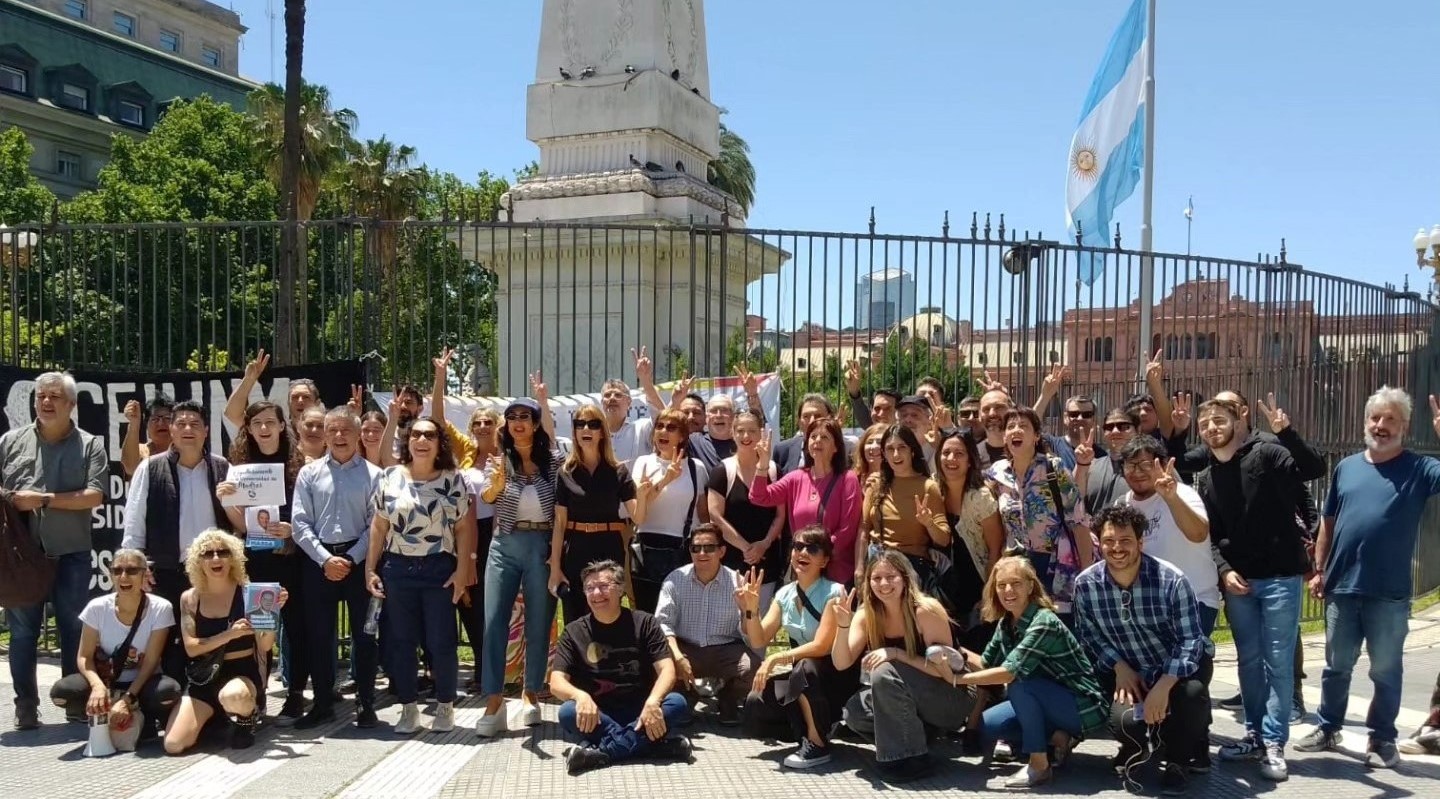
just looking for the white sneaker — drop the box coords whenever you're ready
[395,703,422,735]
[1259,743,1288,782]
[520,703,542,727]
[475,707,508,738]
[431,702,455,733]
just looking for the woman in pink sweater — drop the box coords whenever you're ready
[750,417,861,585]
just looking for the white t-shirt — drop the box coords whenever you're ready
[632,453,708,537]
[1125,485,1220,609]
[78,593,176,684]
[461,468,495,521]
[610,417,654,467]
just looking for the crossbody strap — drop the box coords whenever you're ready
[107,593,149,684]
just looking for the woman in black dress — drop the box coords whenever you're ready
[708,410,787,612]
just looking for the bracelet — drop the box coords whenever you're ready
[837,624,850,629]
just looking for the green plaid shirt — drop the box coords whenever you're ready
[982,603,1110,734]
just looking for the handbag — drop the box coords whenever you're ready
[94,594,148,689]
[1041,463,1083,597]
[185,592,238,687]
[0,492,54,608]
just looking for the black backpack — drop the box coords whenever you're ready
[0,496,55,607]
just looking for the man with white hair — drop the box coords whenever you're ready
[1295,386,1440,768]
[0,371,107,730]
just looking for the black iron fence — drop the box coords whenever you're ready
[3,216,1439,619]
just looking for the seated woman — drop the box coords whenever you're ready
[164,529,287,754]
[950,555,1108,790]
[50,548,181,749]
[738,524,856,770]
[832,549,971,783]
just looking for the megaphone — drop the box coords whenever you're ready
[84,714,117,758]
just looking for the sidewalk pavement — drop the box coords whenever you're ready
[3,608,1440,799]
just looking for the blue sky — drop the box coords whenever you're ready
[227,0,1439,328]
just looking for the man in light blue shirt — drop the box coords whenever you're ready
[293,407,382,730]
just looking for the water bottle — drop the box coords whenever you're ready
[362,595,383,637]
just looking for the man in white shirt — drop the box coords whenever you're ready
[599,378,653,466]
[1115,435,1220,634]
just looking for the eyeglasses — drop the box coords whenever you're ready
[583,581,619,595]
[1066,410,1096,420]
[1119,589,1133,623]
[1102,422,1135,432]
[199,549,231,560]
[689,543,720,554]
[471,419,496,428]
[1122,459,1157,473]
[572,418,604,430]
[957,409,979,419]
[792,542,825,556]
[111,565,143,576]
[409,429,439,440]
[504,412,534,422]
[656,422,682,432]
[149,414,173,424]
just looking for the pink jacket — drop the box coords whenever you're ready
[750,468,862,583]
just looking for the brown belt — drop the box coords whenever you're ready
[567,521,627,534]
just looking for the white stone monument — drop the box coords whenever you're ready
[463,0,788,395]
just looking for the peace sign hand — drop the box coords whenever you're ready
[529,371,549,404]
[844,359,862,396]
[830,588,857,627]
[432,348,455,377]
[754,429,774,464]
[1171,391,1193,431]
[1256,391,1289,433]
[244,349,270,381]
[1154,458,1179,498]
[631,346,654,384]
[914,492,935,522]
[1043,363,1068,392]
[733,566,765,613]
[1145,348,1165,383]
[736,362,758,397]
[348,384,364,411]
[670,372,694,407]
[979,369,1006,394]
[1074,427,1095,466]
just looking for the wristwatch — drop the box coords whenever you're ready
[41,493,51,508]
[123,690,138,705]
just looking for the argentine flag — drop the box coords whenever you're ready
[1066,0,1149,285]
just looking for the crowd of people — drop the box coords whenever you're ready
[4,347,1440,794]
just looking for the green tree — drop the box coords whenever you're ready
[0,128,55,224]
[347,137,423,277]
[708,123,756,218]
[249,81,356,224]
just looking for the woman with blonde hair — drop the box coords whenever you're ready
[547,403,638,622]
[947,556,1108,789]
[164,530,286,754]
[457,406,503,688]
[831,549,969,782]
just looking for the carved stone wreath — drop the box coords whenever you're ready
[559,0,636,71]
[662,0,699,84]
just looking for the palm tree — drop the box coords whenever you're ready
[346,137,423,278]
[249,82,357,223]
[276,0,305,363]
[708,123,756,219]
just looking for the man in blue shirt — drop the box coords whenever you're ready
[1295,387,1440,768]
[293,406,383,730]
[1074,504,1215,796]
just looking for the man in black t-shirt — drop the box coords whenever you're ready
[552,560,692,775]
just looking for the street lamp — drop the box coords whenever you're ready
[0,224,38,268]
[1415,225,1440,280]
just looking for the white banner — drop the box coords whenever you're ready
[373,373,782,446]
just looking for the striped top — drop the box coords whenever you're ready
[480,448,563,534]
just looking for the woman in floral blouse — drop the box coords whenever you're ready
[365,416,476,736]
[983,407,1092,626]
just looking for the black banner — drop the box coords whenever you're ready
[0,361,364,593]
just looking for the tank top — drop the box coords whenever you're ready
[194,587,249,654]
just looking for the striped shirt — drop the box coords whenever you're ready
[655,564,744,648]
[480,448,562,534]
[1073,554,1215,687]
[982,603,1109,735]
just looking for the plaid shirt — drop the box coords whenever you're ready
[654,564,744,647]
[1073,554,1215,686]
[982,603,1110,734]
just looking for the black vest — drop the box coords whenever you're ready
[144,450,232,570]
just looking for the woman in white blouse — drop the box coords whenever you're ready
[631,408,710,613]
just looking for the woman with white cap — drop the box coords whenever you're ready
[475,396,563,737]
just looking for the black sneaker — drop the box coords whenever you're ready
[1217,693,1243,711]
[565,745,612,775]
[355,705,378,729]
[1366,739,1400,769]
[65,707,86,724]
[14,702,39,730]
[274,694,306,727]
[1159,762,1189,796]
[717,698,741,726]
[783,738,833,769]
[876,754,932,783]
[1186,752,1212,774]
[649,735,693,764]
[231,709,259,749]
[294,705,336,731]
[337,679,357,695]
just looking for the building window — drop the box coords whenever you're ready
[64,0,87,20]
[0,65,25,94]
[159,30,181,53]
[59,83,90,111]
[113,11,135,36]
[201,45,222,68]
[56,151,81,180]
[118,100,145,127]
[796,357,808,370]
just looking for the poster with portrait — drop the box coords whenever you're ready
[244,505,283,551]
[245,582,282,631]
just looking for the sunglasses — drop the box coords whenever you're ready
[111,565,144,576]
[471,419,496,428]
[583,581,619,595]
[149,415,173,424]
[504,412,534,422]
[200,549,232,560]
[1102,422,1135,432]
[957,409,979,419]
[1066,410,1096,419]
[409,429,439,440]
[656,422,682,432]
[572,418,604,430]
[792,542,825,556]
[689,543,720,554]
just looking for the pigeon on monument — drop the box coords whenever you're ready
[629,154,644,168]
[558,67,572,80]
[675,161,686,174]
[580,65,596,79]
[691,87,702,97]
[644,161,665,173]
[670,68,681,80]
[624,64,637,74]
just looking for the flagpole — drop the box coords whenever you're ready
[1136,0,1157,385]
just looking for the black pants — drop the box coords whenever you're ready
[248,550,310,699]
[1426,670,1440,728]
[302,555,377,710]
[559,530,627,623]
[632,534,686,614]
[1101,656,1213,764]
[455,517,494,676]
[745,656,859,742]
[50,672,181,728]
[150,567,190,689]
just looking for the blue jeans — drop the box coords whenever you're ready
[1316,594,1410,742]
[981,677,1085,756]
[481,531,554,696]
[559,692,689,761]
[6,551,90,706]
[381,553,459,704]
[1224,575,1302,746]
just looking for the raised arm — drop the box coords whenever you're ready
[1144,349,1175,438]
[529,371,557,440]
[632,346,666,414]
[121,400,147,479]
[225,350,268,432]
[1032,364,1066,414]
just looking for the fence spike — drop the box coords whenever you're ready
[1074,219,1084,245]
[983,213,991,240]
[997,214,1006,241]
[942,210,950,239]
[868,206,876,235]
[1113,222,1122,249]
[1279,238,1287,265]
[969,211,978,239]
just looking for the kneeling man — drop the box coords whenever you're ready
[551,559,692,775]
